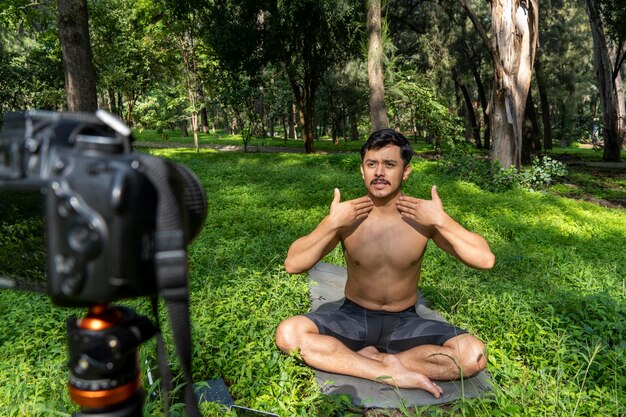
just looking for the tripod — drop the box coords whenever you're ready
[67,305,156,417]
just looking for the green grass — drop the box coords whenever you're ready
[549,165,626,204]
[132,128,437,155]
[547,143,626,162]
[0,149,625,416]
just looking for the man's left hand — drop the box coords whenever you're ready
[396,185,447,228]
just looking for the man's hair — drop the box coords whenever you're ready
[361,129,414,167]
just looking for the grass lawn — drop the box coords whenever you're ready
[132,128,437,155]
[0,146,624,416]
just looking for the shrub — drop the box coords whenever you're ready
[519,156,568,191]
[490,162,520,192]
[442,149,568,193]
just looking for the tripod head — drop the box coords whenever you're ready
[67,305,155,417]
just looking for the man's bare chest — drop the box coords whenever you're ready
[342,216,429,269]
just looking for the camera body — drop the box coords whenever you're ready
[0,110,205,306]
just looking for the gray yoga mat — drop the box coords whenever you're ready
[308,262,492,408]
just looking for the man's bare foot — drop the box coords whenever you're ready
[379,355,444,398]
[357,346,384,361]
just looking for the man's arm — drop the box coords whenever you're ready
[396,186,495,270]
[284,189,373,274]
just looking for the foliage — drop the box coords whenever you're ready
[1,149,624,416]
[535,0,596,146]
[518,156,569,191]
[318,60,369,141]
[89,0,182,121]
[203,0,365,150]
[442,148,568,192]
[387,71,465,147]
[1,0,611,157]
[597,0,626,46]
[0,189,47,286]
[0,0,65,114]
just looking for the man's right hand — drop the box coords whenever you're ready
[284,189,372,274]
[328,188,373,230]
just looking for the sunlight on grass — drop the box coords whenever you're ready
[0,150,624,416]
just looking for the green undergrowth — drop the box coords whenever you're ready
[132,129,437,156]
[549,165,626,204]
[133,128,366,153]
[0,149,624,416]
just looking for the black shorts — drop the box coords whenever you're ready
[304,298,467,354]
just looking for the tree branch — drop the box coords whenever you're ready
[612,41,625,81]
[457,0,500,74]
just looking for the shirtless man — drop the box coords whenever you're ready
[275,129,495,398]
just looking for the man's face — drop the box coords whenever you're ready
[360,144,411,199]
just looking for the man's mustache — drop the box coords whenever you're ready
[370,179,390,185]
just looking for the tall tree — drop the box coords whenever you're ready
[584,0,625,161]
[534,52,552,150]
[449,20,492,149]
[89,0,176,124]
[460,0,539,168]
[0,0,65,113]
[535,0,594,150]
[205,0,362,153]
[367,0,389,131]
[57,0,97,112]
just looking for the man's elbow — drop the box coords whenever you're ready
[479,252,495,270]
[284,258,307,275]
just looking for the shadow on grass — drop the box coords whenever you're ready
[3,147,622,415]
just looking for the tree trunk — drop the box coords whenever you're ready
[461,0,538,168]
[490,91,517,166]
[528,89,541,152]
[198,84,209,133]
[585,0,625,162]
[470,64,489,149]
[411,108,418,142]
[456,74,480,146]
[534,52,553,150]
[289,102,297,140]
[117,93,123,119]
[281,115,288,143]
[108,88,117,115]
[57,0,97,112]
[288,70,316,153]
[367,0,389,131]
[349,108,359,141]
[491,0,538,168]
[180,30,200,152]
[177,104,188,137]
[522,90,541,164]
[125,92,137,126]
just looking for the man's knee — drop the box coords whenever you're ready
[275,316,316,354]
[446,334,487,376]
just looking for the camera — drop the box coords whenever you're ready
[0,110,207,306]
[0,110,208,416]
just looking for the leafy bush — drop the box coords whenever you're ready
[442,149,568,193]
[440,148,490,186]
[519,156,568,191]
[490,163,520,192]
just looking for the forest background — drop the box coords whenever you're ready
[0,0,625,416]
[1,0,625,163]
